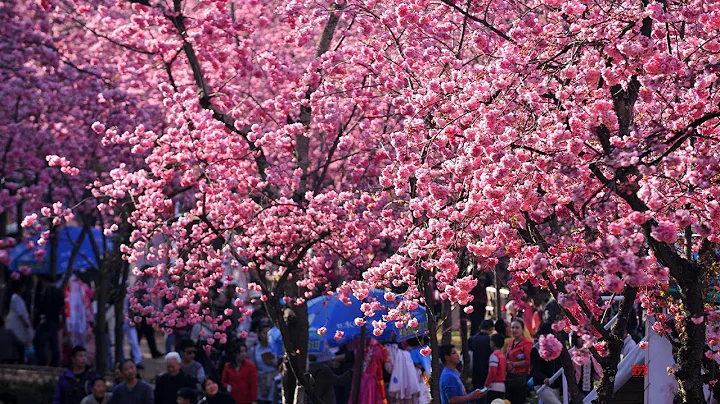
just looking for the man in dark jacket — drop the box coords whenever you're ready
[155,352,196,404]
[469,319,494,396]
[34,276,64,367]
[110,360,154,404]
[307,350,352,404]
[53,346,100,404]
[531,323,563,404]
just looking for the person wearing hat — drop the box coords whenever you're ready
[307,349,352,404]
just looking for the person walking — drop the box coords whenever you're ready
[80,377,112,404]
[6,280,34,363]
[221,344,258,404]
[53,346,99,404]
[438,344,487,404]
[155,352,196,404]
[34,276,64,367]
[109,360,153,404]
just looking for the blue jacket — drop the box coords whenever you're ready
[53,367,99,404]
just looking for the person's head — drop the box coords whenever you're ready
[71,346,88,369]
[479,319,494,333]
[202,376,220,397]
[494,318,507,336]
[572,334,583,349]
[234,344,248,363]
[165,352,182,375]
[490,333,505,351]
[91,377,107,398]
[113,360,124,381]
[258,324,271,344]
[176,387,197,404]
[510,319,525,338]
[439,344,459,367]
[9,279,24,295]
[214,293,228,308]
[179,340,197,362]
[226,283,237,299]
[121,359,138,382]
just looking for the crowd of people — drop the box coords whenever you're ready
[439,293,645,404]
[1,269,647,404]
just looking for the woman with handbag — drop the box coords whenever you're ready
[505,319,532,404]
[6,280,34,363]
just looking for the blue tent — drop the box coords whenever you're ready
[307,289,428,354]
[9,226,112,275]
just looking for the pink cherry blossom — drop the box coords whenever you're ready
[538,334,563,361]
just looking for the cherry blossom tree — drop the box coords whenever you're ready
[1,0,161,372]
[52,0,406,401]
[347,0,720,403]
[16,1,720,403]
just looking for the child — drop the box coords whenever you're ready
[486,333,507,402]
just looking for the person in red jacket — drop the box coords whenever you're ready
[505,319,532,404]
[222,343,258,404]
[485,333,507,402]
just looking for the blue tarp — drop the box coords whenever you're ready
[307,289,428,354]
[9,226,112,275]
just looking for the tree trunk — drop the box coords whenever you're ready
[673,270,706,404]
[0,211,6,318]
[441,299,452,345]
[459,304,470,380]
[351,326,366,404]
[114,259,129,366]
[49,225,58,281]
[265,292,320,404]
[422,268,441,404]
[594,287,638,404]
[558,348,583,404]
[94,262,109,373]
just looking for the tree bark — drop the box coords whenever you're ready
[441,299,452,345]
[593,287,638,404]
[114,255,130,366]
[95,262,108,373]
[558,348,584,404]
[351,326,366,404]
[265,285,320,404]
[672,267,707,404]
